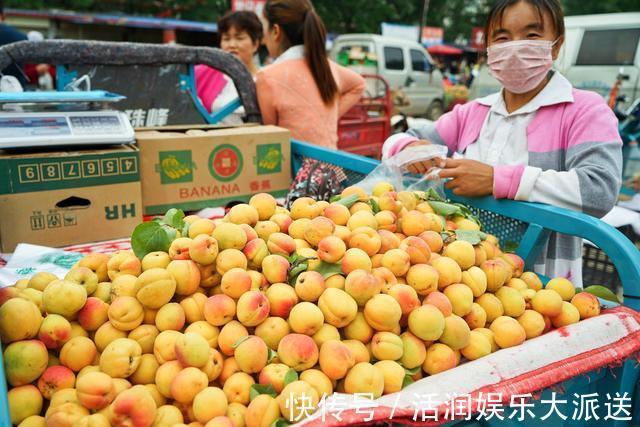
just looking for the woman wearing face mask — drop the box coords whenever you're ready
[195,11,262,124]
[256,0,365,148]
[383,0,622,284]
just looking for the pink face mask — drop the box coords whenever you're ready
[487,39,557,94]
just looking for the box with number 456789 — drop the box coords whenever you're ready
[0,145,142,252]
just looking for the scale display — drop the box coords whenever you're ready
[0,111,135,149]
[0,117,71,138]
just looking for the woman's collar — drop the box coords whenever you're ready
[274,45,305,65]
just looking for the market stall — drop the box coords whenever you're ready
[0,40,638,427]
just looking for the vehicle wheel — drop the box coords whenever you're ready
[426,100,444,120]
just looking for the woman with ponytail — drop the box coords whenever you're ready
[256,0,365,148]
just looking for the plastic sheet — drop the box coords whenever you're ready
[355,144,448,195]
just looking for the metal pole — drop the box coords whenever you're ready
[419,0,431,44]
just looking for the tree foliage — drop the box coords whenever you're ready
[313,0,421,34]
[424,0,492,43]
[563,0,639,16]
[4,0,639,42]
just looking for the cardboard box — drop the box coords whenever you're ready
[136,125,291,215]
[0,145,142,252]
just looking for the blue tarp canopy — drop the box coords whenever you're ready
[5,8,218,33]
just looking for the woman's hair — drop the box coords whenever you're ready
[264,0,338,105]
[218,11,263,44]
[484,0,565,43]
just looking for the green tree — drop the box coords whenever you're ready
[312,0,488,42]
[425,0,491,43]
[563,0,639,15]
[420,0,639,43]
[313,0,421,34]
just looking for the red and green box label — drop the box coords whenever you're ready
[155,142,283,188]
[208,144,243,182]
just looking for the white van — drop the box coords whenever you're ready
[330,34,445,119]
[469,13,640,107]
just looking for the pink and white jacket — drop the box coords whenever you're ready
[383,85,622,283]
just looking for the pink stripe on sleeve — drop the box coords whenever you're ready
[493,164,526,199]
[434,112,459,153]
[526,90,622,153]
[566,101,622,149]
[387,135,419,158]
[195,65,228,114]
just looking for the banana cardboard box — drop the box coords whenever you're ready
[0,145,142,252]
[135,125,291,215]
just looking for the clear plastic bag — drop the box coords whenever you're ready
[356,144,448,195]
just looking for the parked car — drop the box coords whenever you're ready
[330,34,445,120]
[469,12,640,108]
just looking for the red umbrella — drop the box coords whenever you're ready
[427,44,464,56]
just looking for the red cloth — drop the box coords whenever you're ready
[194,65,229,114]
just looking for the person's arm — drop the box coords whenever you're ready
[255,73,278,125]
[211,78,240,114]
[212,82,244,126]
[194,65,229,115]
[498,101,622,217]
[382,104,464,160]
[336,66,365,117]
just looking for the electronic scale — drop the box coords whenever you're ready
[0,91,135,149]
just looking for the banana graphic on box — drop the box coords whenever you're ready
[258,147,282,172]
[160,155,192,180]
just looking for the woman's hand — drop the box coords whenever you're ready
[438,158,494,197]
[403,140,438,175]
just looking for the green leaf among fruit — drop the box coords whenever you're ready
[250,383,278,401]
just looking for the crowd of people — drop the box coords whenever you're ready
[432,57,481,88]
